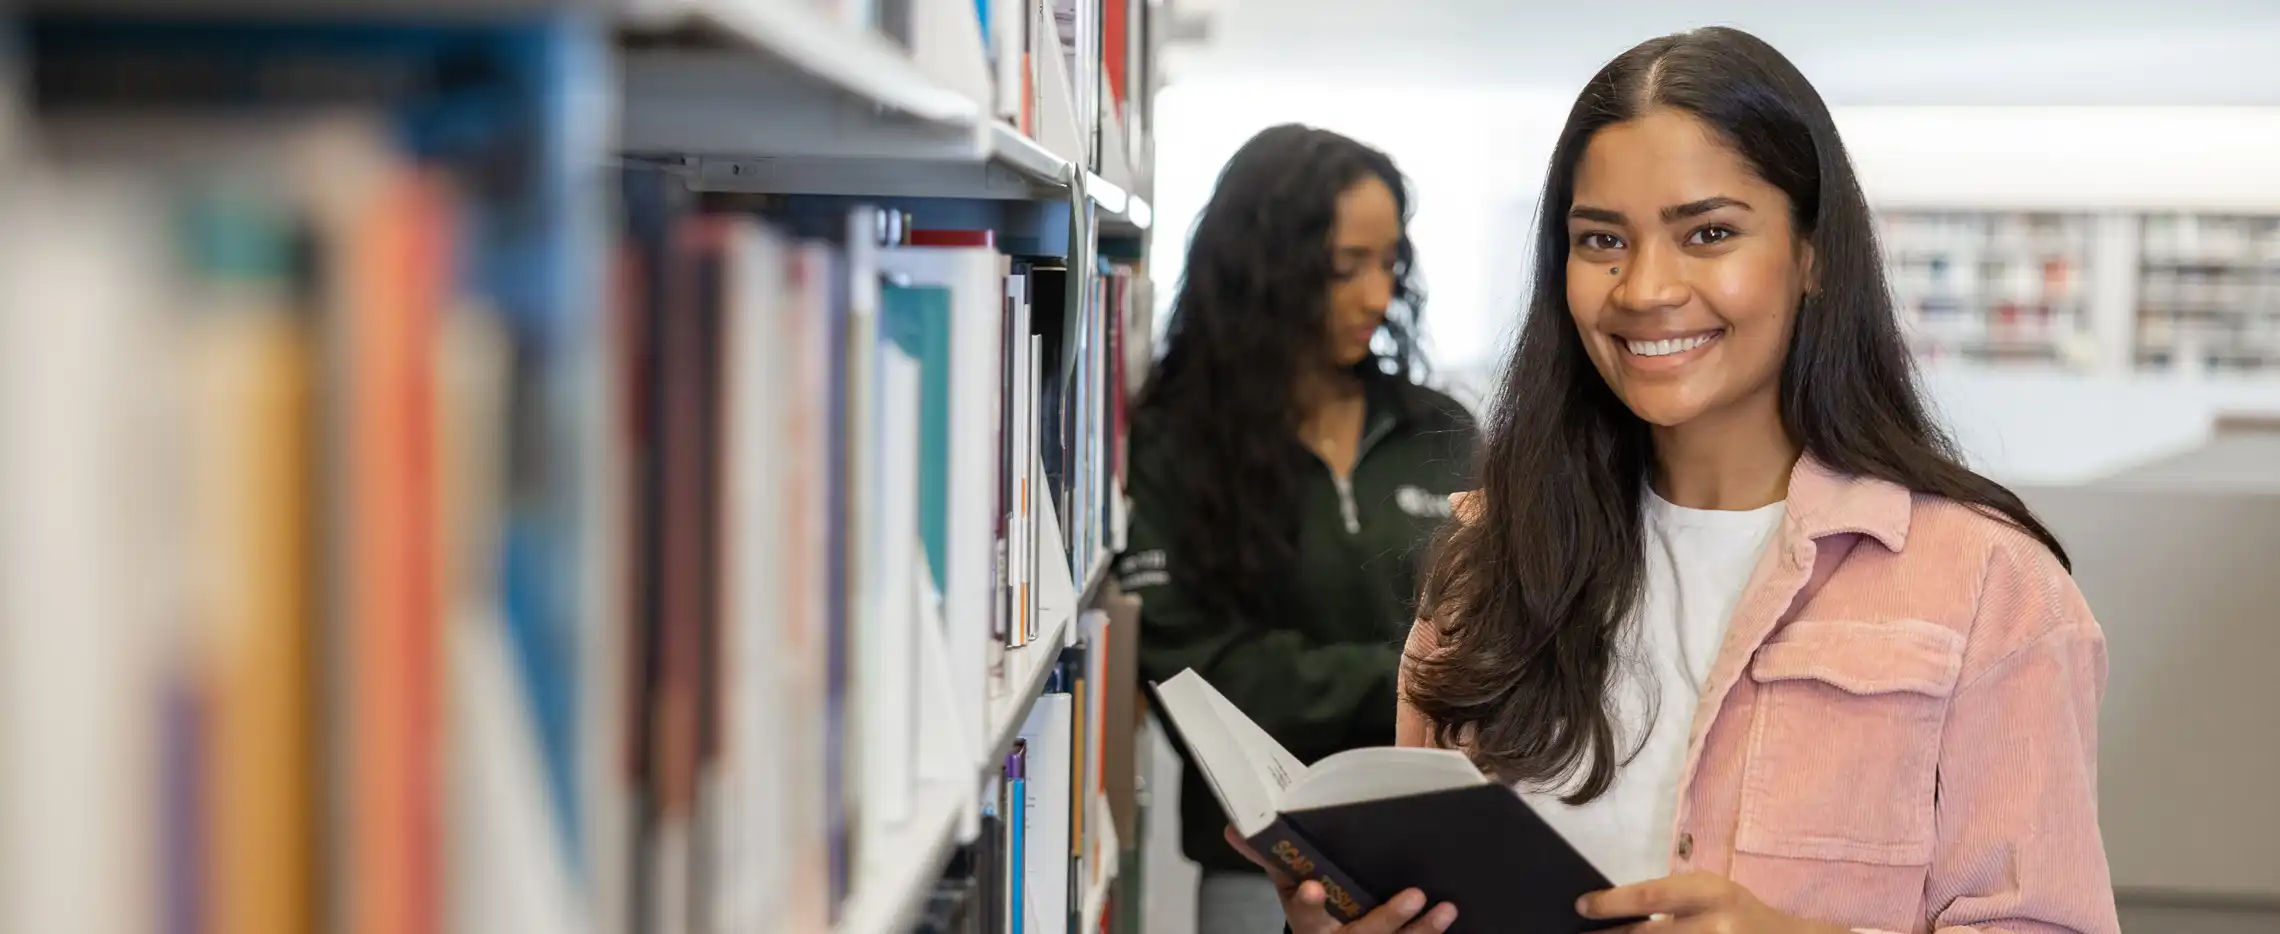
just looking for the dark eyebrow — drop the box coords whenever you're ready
[1663,196,1751,222]
[1568,205,1625,225]
[1568,197,1753,226]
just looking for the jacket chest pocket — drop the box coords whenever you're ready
[1736,619,1965,866]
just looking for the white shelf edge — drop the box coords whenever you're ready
[979,554,1115,775]
[991,121,1074,187]
[832,779,968,934]
[1078,548,1113,607]
[1123,194,1153,231]
[623,0,983,126]
[981,601,1073,776]
[1085,171,1130,216]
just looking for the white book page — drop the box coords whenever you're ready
[1152,670,1299,836]
[1280,746,1486,813]
[1195,678,1307,795]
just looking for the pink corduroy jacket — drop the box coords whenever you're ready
[1400,458,2120,934]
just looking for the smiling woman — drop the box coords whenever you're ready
[1250,25,2121,934]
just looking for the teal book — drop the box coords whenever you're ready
[881,283,955,585]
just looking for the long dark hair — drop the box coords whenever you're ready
[1410,27,2068,802]
[1136,124,1423,630]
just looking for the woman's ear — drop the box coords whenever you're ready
[1798,239,1818,298]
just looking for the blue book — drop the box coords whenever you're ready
[1007,742,1029,934]
[880,283,957,588]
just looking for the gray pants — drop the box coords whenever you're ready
[1197,871,1285,934]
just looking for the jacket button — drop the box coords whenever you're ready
[1676,832,1694,861]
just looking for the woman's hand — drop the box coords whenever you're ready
[1224,826,1459,934]
[1577,873,1850,933]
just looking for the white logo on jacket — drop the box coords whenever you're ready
[1394,485,1454,520]
[1116,549,1170,590]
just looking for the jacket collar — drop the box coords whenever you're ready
[1785,454,1912,553]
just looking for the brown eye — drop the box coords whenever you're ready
[1576,232,1623,251]
[1688,224,1738,246]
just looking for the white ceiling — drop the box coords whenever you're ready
[1164,0,2280,105]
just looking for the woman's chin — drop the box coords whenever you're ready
[1619,393,1712,429]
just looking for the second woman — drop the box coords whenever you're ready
[1117,125,1479,934]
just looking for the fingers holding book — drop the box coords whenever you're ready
[1291,882,1458,934]
[1226,824,1460,934]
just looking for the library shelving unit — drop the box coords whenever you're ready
[4,3,1161,934]
[2136,213,2280,375]
[1877,207,2280,377]
[1880,211,2100,368]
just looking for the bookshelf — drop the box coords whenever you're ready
[2136,213,2280,374]
[1879,207,2280,376]
[841,781,973,934]
[985,589,1078,785]
[4,2,1162,934]
[620,0,988,125]
[1880,210,2101,369]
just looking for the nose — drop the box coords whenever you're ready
[1611,238,1688,313]
[1358,264,1396,316]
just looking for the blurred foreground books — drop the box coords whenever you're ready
[2,17,607,934]
[0,10,1148,934]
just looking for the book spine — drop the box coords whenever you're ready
[1245,817,1378,924]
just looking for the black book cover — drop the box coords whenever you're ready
[1262,785,1636,933]
[1025,263,1073,529]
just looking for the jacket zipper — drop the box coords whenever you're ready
[1333,418,1399,536]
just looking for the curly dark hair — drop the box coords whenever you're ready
[1135,124,1424,631]
[1410,27,2068,803]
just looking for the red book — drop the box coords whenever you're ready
[908,228,998,249]
[1103,0,1129,111]
[346,168,450,934]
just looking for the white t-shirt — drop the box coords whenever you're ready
[1515,489,1786,885]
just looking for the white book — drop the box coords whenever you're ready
[990,0,1027,126]
[718,218,792,934]
[876,244,1008,770]
[1011,284,1033,649]
[1030,332,1044,646]
[446,607,582,934]
[1019,692,1075,934]
[580,226,633,934]
[1149,670,1478,841]
[840,214,884,885]
[1000,269,1032,651]
[858,342,924,838]
[781,241,841,934]
[0,173,170,934]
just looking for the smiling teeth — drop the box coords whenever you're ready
[1627,333,1718,357]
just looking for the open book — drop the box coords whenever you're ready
[1148,669,1639,934]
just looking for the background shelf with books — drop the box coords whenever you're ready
[1879,210,2101,369]
[1876,206,2280,378]
[2,3,1165,934]
[2135,213,2280,375]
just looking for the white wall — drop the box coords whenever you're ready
[1150,88,2280,481]
[1146,84,1572,372]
